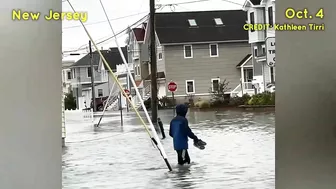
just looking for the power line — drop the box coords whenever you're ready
[62,11,148,30]
[62,14,149,53]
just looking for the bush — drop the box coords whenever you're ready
[64,91,76,110]
[194,100,210,109]
[159,96,174,107]
[229,94,251,106]
[247,92,275,105]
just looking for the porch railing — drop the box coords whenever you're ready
[242,82,254,90]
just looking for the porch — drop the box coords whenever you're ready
[231,54,255,97]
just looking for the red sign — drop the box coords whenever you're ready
[168,81,177,92]
[123,89,130,97]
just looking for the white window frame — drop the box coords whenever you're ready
[184,45,193,59]
[134,65,138,75]
[261,44,266,55]
[214,18,223,25]
[158,52,163,60]
[188,19,197,26]
[87,67,91,78]
[66,70,71,80]
[137,65,140,76]
[98,89,103,97]
[209,44,219,57]
[211,78,220,92]
[185,80,195,94]
[254,46,258,57]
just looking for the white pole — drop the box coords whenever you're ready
[98,0,169,159]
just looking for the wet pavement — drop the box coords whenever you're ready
[62,109,275,189]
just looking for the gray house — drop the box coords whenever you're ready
[70,47,127,109]
[140,10,252,103]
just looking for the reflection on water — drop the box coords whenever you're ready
[63,109,275,189]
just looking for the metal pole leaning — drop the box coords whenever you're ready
[97,0,172,171]
[66,0,172,172]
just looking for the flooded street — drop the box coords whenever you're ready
[62,109,275,189]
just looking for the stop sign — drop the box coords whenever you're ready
[123,89,130,97]
[168,81,177,92]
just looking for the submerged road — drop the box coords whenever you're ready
[62,109,275,189]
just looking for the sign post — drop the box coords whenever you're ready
[123,89,130,97]
[266,37,275,67]
[167,81,177,116]
[120,89,130,126]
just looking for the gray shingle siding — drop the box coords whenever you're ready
[164,42,251,97]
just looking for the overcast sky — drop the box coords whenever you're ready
[62,0,246,61]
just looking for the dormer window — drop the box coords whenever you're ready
[214,18,223,25]
[188,19,197,27]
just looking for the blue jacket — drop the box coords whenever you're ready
[169,104,198,150]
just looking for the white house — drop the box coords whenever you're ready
[243,0,276,93]
[70,47,127,110]
[62,60,75,96]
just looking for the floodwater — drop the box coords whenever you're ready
[62,109,275,189]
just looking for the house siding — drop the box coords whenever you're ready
[72,66,105,83]
[164,42,250,99]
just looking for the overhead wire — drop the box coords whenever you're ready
[65,0,172,171]
[97,0,172,170]
[62,14,149,53]
[62,11,149,30]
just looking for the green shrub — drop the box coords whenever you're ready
[247,92,275,105]
[64,91,76,110]
[229,94,251,106]
[159,96,174,107]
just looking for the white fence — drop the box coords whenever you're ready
[64,109,94,125]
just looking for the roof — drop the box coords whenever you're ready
[250,0,262,5]
[155,10,248,44]
[132,28,145,41]
[145,72,165,80]
[236,54,252,68]
[71,47,127,71]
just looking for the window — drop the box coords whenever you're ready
[184,45,193,58]
[268,6,274,27]
[137,66,140,76]
[211,78,220,92]
[158,52,162,60]
[214,18,223,25]
[87,67,92,77]
[186,80,195,94]
[188,19,197,26]
[261,44,266,55]
[98,89,103,97]
[210,44,218,57]
[254,46,258,57]
[134,65,138,75]
[250,12,255,32]
[67,71,71,80]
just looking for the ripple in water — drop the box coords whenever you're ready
[63,109,275,189]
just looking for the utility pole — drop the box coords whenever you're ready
[89,41,97,112]
[150,0,158,126]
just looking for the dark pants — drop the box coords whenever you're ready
[176,149,190,165]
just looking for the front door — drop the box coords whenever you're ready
[244,68,253,82]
